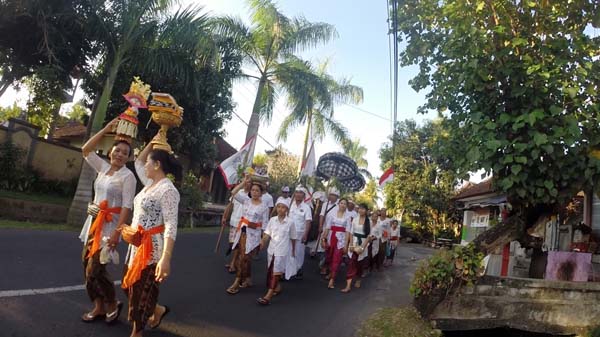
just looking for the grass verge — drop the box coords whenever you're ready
[356,306,442,337]
[0,219,76,231]
[0,190,72,206]
[0,219,222,233]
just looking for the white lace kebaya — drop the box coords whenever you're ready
[125,160,180,267]
[78,152,136,242]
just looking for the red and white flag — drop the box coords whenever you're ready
[218,136,256,188]
[300,141,316,177]
[379,167,394,187]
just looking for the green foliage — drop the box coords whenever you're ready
[214,0,339,141]
[353,178,379,210]
[586,326,600,337]
[0,141,76,196]
[394,0,600,209]
[380,119,461,238]
[410,244,484,298]
[24,66,65,136]
[180,171,205,213]
[83,4,240,169]
[357,306,442,337]
[67,103,89,124]
[265,148,299,196]
[0,103,21,121]
[0,0,93,94]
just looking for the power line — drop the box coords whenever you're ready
[231,110,277,149]
[344,103,391,121]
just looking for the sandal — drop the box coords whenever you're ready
[81,311,106,323]
[257,297,271,305]
[341,287,351,293]
[240,281,253,288]
[226,285,240,294]
[150,305,170,329]
[105,301,123,324]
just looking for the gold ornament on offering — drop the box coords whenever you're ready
[115,77,151,144]
[148,92,183,153]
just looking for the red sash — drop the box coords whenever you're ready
[122,224,165,289]
[86,200,121,259]
[329,225,346,249]
[390,236,399,241]
[236,217,262,232]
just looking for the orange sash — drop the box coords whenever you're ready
[122,224,165,289]
[383,230,389,239]
[86,200,121,259]
[236,217,262,232]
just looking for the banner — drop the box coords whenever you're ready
[300,141,316,177]
[218,135,256,188]
[379,166,394,187]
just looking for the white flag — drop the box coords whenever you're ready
[300,141,316,177]
[218,136,256,188]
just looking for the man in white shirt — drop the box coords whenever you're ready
[288,186,312,279]
[257,198,297,305]
[346,199,358,223]
[222,179,251,273]
[313,187,340,269]
[262,183,275,215]
[377,208,392,268]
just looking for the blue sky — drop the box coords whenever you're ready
[194,0,435,178]
[0,0,436,179]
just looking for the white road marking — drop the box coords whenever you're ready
[0,281,122,298]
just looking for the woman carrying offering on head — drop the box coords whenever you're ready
[122,139,181,337]
[226,175,270,294]
[79,118,135,324]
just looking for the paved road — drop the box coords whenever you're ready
[0,228,433,337]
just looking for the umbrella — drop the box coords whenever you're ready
[316,152,358,181]
[339,173,366,192]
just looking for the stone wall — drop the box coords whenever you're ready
[430,276,600,335]
[0,119,83,182]
[0,197,68,223]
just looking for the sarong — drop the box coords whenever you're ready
[82,238,116,303]
[123,264,159,332]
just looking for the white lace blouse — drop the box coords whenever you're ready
[126,160,180,267]
[232,193,270,254]
[78,152,136,243]
[348,216,370,261]
[325,212,351,250]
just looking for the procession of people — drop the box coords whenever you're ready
[74,81,399,337]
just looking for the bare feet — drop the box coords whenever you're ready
[328,279,335,289]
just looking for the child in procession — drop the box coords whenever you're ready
[257,198,297,305]
[385,219,400,266]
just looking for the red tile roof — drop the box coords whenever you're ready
[216,137,236,161]
[53,121,86,139]
[453,178,495,200]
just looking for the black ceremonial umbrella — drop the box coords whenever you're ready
[316,152,358,181]
[339,173,366,192]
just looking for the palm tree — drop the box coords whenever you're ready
[68,3,217,224]
[343,138,372,178]
[214,0,337,143]
[276,58,363,164]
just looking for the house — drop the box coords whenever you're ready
[453,179,508,245]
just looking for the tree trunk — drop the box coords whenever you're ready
[91,54,122,133]
[0,80,11,98]
[68,54,122,225]
[245,75,267,144]
[298,111,312,173]
[66,160,96,226]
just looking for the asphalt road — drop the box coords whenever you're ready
[0,228,433,337]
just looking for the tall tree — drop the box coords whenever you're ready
[68,4,239,225]
[0,0,92,97]
[276,59,363,162]
[380,119,460,237]
[215,0,337,144]
[353,178,379,210]
[343,137,371,178]
[393,1,600,226]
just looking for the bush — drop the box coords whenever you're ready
[179,171,206,227]
[410,243,484,298]
[0,141,77,197]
